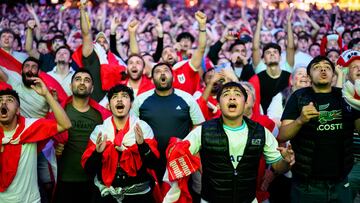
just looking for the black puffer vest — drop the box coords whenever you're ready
[291,87,354,180]
[200,117,265,203]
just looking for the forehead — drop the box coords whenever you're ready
[232,44,245,51]
[23,61,38,67]
[349,59,360,67]
[221,86,242,94]
[96,37,107,43]
[162,47,175,54]
[73,72,92,79]
[1,32,14,38]
[111,91,130,98]
[56,48,70,54]
[311,60,332,68]
[154,64,171,72]
[0,94,16,99]
[264,47,279,53]
[128,55,143,62]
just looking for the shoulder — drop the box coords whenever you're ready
[172,60,190,71]
[174,89,197,103]
[134,89,155,105]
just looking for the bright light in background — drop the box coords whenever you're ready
[51,0,59,4]
[127,0,139,8]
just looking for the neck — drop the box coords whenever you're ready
[129,77,142,89]
[56,64,70,76]
[155,88,173,96]
[1,47,11,54]
[266,65,281,78]
[244,108,252,118]
[312,84,332,93]
[0,116,18,131]
[113,114,129,130]
[222,115,244,128]
[72,96,90,112]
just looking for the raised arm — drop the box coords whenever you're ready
[0,67,8,82]
[128,20,140,55]
[110,16,121,57]
[26,4,41,41]
[152,18,164,62]
[252,2,264,69]
[298,10,320,38]
[25,19,40,59]
[80,1,93,58]
[286,6,295,68]
[30,77,71,132]
[190,11,207,71]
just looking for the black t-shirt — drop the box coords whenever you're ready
[58,104,103,182]
[258,70,290,113]
[281,87,360,179]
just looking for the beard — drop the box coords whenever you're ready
[22,71,38,88]
[56,60,68,65]
[313,81,330,88]
[154,77,173,91]
[267,61,279,67]
[72,85,91,98]
[129,71,142,81]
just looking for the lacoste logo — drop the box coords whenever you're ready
[176,106,182,110]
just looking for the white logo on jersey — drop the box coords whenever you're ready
[176,105,182,110]
[177,74,186,84]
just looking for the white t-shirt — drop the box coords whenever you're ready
[162,120,282,203]
[1,67,49,118]
[0,127,40,203]
[47,66,75,96]
[186,121,282,167]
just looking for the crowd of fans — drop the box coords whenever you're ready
[0,0,360,202]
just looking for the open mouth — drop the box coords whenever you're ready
[228,103,237,111]
[1,107,8,116]
[115,104,125,110]
[160,76,166,82]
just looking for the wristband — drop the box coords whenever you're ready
[199,29,206,32]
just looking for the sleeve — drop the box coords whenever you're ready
[281,93,300,121]
[188,97,206,125]
[183,126,202,155]
[262,128,283,164]
[207,40,223,65]
[267,93,284,121]
[131,97,141,117]
[109,34,121,58]
[0,67,21,86]
[152,37,163,62]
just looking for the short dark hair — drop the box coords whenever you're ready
[71,69,94,83]
[342,29,351,39]
[22,57,40,70]
[326,49,340,56]
[348,38,360,49]
[107,84,134,102]
[126,54,145,68]
[54,45,72,56]
[51,35,66,46]
[0,88,20,105]
[151,62,172,77]
[216,81,248,102]
[262,43,281,58]
[306,55,335,75]
[0,28,15,38]
[229,40,246,52]
[351,28,360,38]
[308,43,320,53]
[176,32,195,43]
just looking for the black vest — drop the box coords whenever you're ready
[291,87,354,180]
[200,117,265,203]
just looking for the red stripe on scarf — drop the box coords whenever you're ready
[0,116,58,191]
